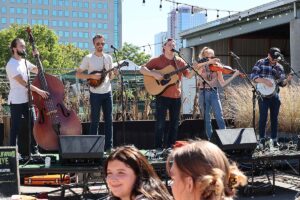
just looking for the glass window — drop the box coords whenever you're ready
[78,12,83,18]
[84,22,88,28]
[37,9,42,15]
[78,42,83,48]
[92,3,96,8]
[72,32,77,37]
[84,43,88,49]
[10,18,15,23]
[43,9,48,15]
[43,19,48,25]
[64,31,69,37]
[64,10,69,16]
[23,0,28,3]
[16,18,21,23]
[16,8,21,14]
[103,3,107,9]
[64,21,69,27]
[1,7,6,13]
[84,12,88,18]
[10,7,15,14]
[84,2,88,8]
[52,0,57,5]
[64,0,68,6]
[16,0,21,3]
[31,19,36,24]
[72,11,77,17]
[58,31,63,37]
[103,14,107,19]
[78,32,83,38]
[31,0,36,3]
[52,20,57,26]
[97,3,102,9]
[91,13,96,18]
[72,1,77,7]
[97,13,102,18]
[1,18,6,24]
[91,23,96,28]
[78,22,83,28]
[37,19,42,24]
[103,24,108,29]
[22,18,27,23]
[97,23,102,29]
[58,21,63,26]
[72,21,77,27]
[58,0,63,6]
[43,0,48,5]
[23,8,27,14]
[78,1,82,7]
[10,0,15,2]
[52,10,57,16]
[31,8,36,14]
[58,10,63,16]
[84,32,88,38]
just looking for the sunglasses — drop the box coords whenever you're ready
[95,42,105,46]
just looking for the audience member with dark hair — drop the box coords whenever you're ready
[167,140,247,200]
[104,146,172,200]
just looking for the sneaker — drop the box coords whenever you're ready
[272,141,280,148]
[258,138,266,149]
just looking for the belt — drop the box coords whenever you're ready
[199,87,217,91]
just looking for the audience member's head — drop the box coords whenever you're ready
[167,140,247,200]
[104,145,172,200]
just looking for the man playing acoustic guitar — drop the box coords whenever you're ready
[251,47,292,148]
[140,38,215,148]
[76,34,118,151]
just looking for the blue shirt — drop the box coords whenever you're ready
[250,57,286,85]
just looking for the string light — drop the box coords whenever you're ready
[159,0,162,10]
[176,3,179,13]
[191,6,194,15]
[238,13,242,21]
[228,11,231,20]
[217,10,219,18]
[205,9,207,17]
[247,12,250,21]
[142,0,145,5]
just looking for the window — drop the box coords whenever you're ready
[91,13,96,18]
[10,18,15,23]
[72,32,77,37]
[58,0,63,6]
[43,9,48,15]
[84,32,88,38]
[16,8,22,14]
[31,19,36,24]
[22,18,27,23]
[84,22,88,28]
[72,1,77,7]
[103,3,107,9]
[103,24,108,29]
[23,8,27,14]
[58,10,63,16]
[91,23,96,28]
[72,11,77,17]
[65,10,69,16]
[97,13,102,18]
[53,0,57,5]
[78,1,82,7]
[43,19,48,25]
[52,10,57,16]
[84,2,88,8]
[78,12,83,18]
[23,0,28,3]
[64,31,69,37]
[31,9,36,15]
[78,42,83,48]
[78,32,83,38]
[72,21,78,27]
[52,20,57,26]
[64,21,69,27]
[97,23,102,29]
[84,43,88,49]
[1,7,6,13]
[10,7,15,14]
[78,22,83,28]
[43,0,48,5]
[84,12,88,18]
[37,9,42,15]
[97,3,102,9]
[103,14,107,19]
[1,18,6,24]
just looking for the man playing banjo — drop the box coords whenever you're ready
[250,47,292,148]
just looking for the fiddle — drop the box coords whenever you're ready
[197,57,246,78]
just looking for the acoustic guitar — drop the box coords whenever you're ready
[143,64,190,95]
[88,61,129,87]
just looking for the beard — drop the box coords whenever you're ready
[17,50,26,56]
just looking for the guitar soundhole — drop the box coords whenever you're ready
[160,79,170,86]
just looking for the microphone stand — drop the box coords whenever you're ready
[175,51,215,140]
[112,49,126,144]
[230,54,262,132]
[22,53,37,166]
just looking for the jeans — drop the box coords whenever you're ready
[155,96,181,148]
[198,89,226,139]
[89,91,113,151]
[10,103,37,153]
[258,94,281,140]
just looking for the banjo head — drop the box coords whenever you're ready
[256,78,277,97]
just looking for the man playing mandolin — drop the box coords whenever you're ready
[140,38,205,148]
[76,34,118,151]
[250,47,292,148]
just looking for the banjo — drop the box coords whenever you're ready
[256,77,278,97]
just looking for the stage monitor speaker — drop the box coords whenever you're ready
[212,128,257,153]
[59,135,105,161]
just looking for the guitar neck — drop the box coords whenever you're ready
[167,65,190,77]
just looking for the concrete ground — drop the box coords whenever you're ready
[15,171,299,200]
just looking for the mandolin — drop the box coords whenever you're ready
[88,61,129,87]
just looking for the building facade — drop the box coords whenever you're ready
[167,6,206,46]
[0,0,122,50]
[154,31,167,56]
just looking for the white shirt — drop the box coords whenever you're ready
[6,57,35,104]
[79,53,113,94]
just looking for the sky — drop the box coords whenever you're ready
[122,0,274,56]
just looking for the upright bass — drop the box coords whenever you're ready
[26,27,82,150]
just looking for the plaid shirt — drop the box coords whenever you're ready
[250,57,286,85]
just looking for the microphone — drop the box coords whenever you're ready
[274,52,284,61]
[229,51,240,59]
[171,49,180,54]
[110,45,118,51]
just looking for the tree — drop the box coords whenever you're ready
[114,42,151,66]
[0,24,89,95]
